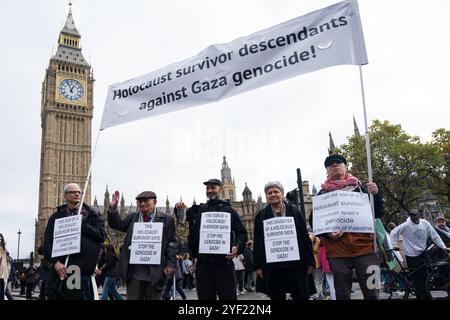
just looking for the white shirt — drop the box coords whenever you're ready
[390,217,446,257]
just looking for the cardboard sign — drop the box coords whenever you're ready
[312,190,374,235]
[51,215,82,257]
[129,222,163,265]
[199,212,231,254]
[263,217,300,263]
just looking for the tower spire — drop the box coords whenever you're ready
[221,155,232,183]
[353,116,361,137]
[62,1,80,37]
[328,132,336,155]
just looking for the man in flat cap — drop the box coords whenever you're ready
[108,190,177,300]
[175,178,248,300]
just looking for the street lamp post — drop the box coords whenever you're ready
[17,229,22,261]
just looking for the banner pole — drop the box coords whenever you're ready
[359,65,377,254]
[63,129,103,273]
[173,275,176,300]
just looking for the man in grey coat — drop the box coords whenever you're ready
[108,190,177,300]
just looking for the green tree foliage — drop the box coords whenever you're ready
[431,128,450,206]
[339,120,442,223]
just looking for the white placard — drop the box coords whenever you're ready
[199,212,231,254]
[263,217,300,263]
[129,222,163,265]
[129,242,162,265]
[312,190,374,235]
[51,215,82,257]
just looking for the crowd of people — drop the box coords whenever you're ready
[1,154,449,300]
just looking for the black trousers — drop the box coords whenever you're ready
[0,279,4,300]
[26,282,34,300]
[406,254,429,300]
[267,267,309,300]
[195,261,236,300]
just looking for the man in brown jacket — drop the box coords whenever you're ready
[315,154,384,300]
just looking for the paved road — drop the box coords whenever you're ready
[7,284,368,300]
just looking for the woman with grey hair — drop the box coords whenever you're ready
[253,181,315,300]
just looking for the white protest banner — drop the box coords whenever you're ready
[129,222,163,265]
[199,212,231,254]
[263,217,300,263]
[100,0,367,130]
[312,190,374,235]
[51,215,82,258]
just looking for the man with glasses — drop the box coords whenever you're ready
[43,183,106,300]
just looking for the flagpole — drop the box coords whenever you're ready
[77,129,102,215]
[173,275,176,300]
[359,65,377,254]
[63,129,103,272]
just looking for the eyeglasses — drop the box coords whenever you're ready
[66,191,82,195]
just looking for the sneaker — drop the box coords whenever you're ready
[241,289,247,294]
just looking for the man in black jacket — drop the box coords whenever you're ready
[176,178,248,300]
[108,190,177,300]
[43,183,106,300]
[254,181,315,300]
[434,216,450,247]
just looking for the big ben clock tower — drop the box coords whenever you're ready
[35,3,94,257]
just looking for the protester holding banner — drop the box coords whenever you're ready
[312,154,384,300]
[177,178,247,300]
[42,183,106,300]
[253,181,315,300]
[108,190,177,300]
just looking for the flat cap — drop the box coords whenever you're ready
[136,191,157,200]
[324,154,347,168]
[203,178,223,186]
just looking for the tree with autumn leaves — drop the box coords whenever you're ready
[336,120,450,223]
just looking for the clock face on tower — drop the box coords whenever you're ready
[59,79,84,101]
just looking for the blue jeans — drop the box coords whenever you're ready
[102,277,123,300]
[81,275,92,300]
[163,278,186,300]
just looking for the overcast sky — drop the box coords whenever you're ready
[1,0,449,259]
